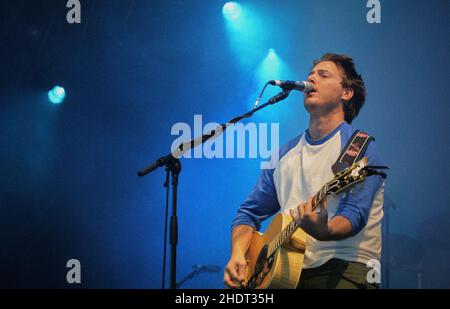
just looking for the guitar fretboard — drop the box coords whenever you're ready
[267,183,329,257]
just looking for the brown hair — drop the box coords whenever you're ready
[313,53,366,124]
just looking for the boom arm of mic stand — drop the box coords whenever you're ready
[137,154,174,177]
[137,90,291,177]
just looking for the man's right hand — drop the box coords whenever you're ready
[223,253,248,288]
[224,225,254,288]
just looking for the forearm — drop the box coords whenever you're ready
[304,215,352,241]
[231,225,255,256]
[326,215,353,240]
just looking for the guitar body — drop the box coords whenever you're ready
[243,213,307,289]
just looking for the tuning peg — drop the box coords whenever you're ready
[365,168,387,179]
[366,165,390,170]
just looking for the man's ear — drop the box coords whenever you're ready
[341,88,354,101]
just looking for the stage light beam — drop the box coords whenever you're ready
[257,48,282,83]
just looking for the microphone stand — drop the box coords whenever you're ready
[137,89,291,289]
[176,265,221,289]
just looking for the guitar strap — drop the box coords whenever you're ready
[331,130,374,174]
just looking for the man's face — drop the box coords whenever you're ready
[303,61,350,114]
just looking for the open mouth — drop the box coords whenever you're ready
[307,86,318,94]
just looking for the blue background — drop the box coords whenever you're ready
[1,0,449,288]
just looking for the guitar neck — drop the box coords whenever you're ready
[268,183,329,257]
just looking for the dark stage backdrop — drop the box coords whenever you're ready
[1,0,449,288]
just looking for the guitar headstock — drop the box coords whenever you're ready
[326,157,370,195]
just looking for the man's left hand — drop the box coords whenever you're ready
[290,197,330,241]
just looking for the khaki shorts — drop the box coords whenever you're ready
[297,258,379,289]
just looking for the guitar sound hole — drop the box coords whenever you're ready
[255,245,268,274]
[252,246,275,287]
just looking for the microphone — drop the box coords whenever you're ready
[269,80,314,93]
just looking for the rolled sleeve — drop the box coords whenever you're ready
[231,167,280,231]
[334,141,387,236]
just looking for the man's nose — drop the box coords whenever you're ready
[307,75,317,84]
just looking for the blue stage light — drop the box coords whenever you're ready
[257,48,282,82]
[267,48,277,60]
[223,2,242,20]
[48,86,66,104]
[222,2,267,70]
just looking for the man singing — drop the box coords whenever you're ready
[224,53,386,289]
